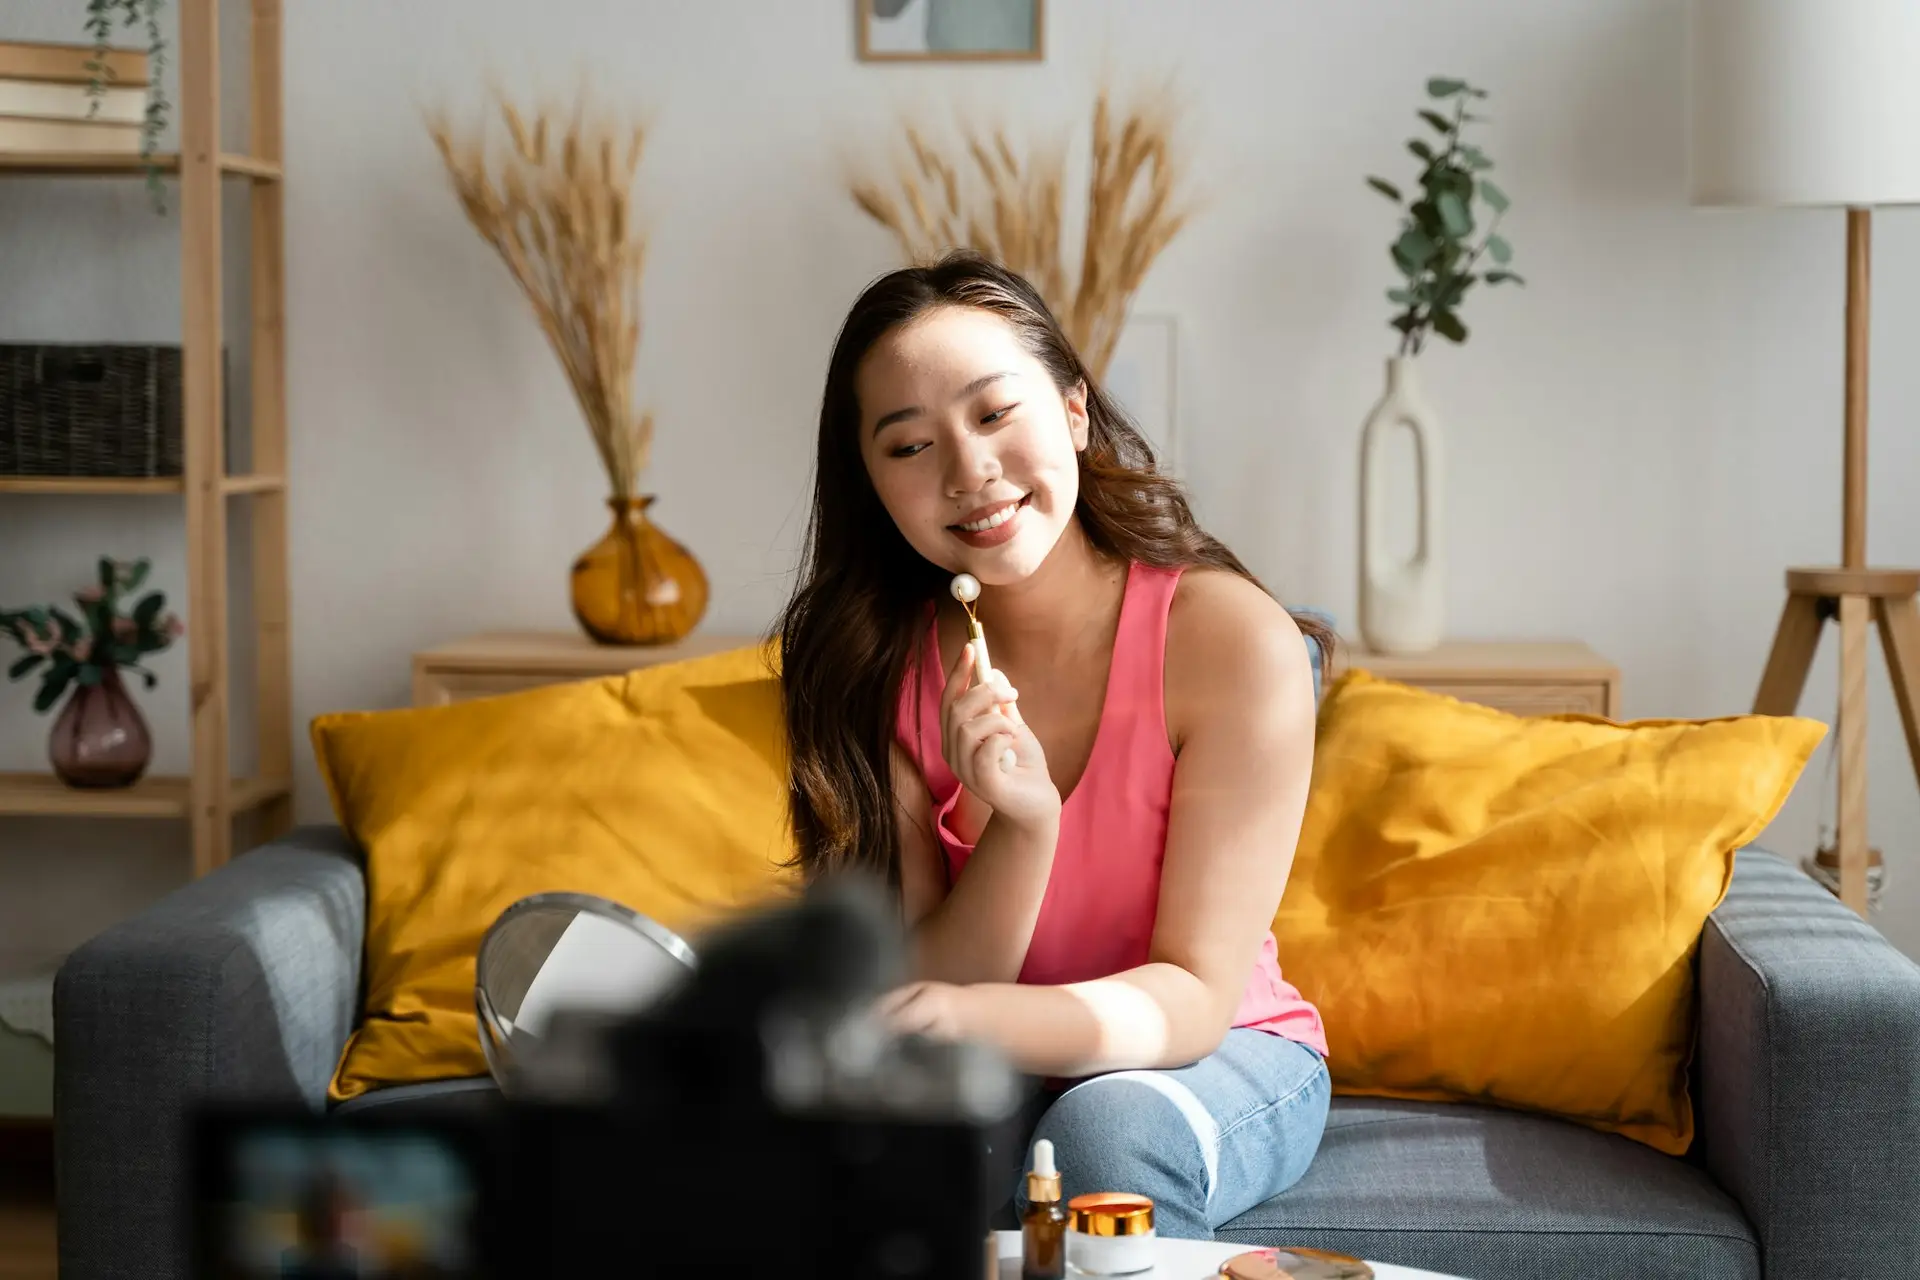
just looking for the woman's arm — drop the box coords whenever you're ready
[887,575,1318,1076]
[893,741,1060,985]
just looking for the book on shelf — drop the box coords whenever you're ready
[0,113,140,154]
[0,77,146,124]
[0,39,149,86]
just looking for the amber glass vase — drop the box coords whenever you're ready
[49,667,153,788]
[569,495,710,645]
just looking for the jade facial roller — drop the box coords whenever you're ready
[950,574,1018,772]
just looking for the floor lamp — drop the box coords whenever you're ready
[1688,0,1920,917]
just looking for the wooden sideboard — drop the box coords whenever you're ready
[413,632,1622,721]
[410,631,760,707]
[1330,640,1621,718]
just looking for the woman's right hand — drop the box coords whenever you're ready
[940,641,1061,832]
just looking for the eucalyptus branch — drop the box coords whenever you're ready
[1366,76,1524,358]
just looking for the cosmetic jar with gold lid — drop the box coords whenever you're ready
[1064,1192,1155,1275]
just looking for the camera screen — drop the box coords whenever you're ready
[203,1125,480,1280]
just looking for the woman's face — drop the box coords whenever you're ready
[856,306,1088,585]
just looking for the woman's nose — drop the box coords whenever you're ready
[943,434,1000,495]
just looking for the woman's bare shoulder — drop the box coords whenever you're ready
[1164,567,1312,749]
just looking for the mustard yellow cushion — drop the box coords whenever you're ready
[1275,669,1826,1154]
[311,642,798,1103]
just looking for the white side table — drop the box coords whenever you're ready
[990,1229,1467,1279]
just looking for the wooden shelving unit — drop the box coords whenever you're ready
[0,773,289,820]
[0,0,293,877]
[0,150,281,180]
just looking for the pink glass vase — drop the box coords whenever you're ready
[49,667,153,789]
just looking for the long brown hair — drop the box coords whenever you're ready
[774,250,1333,885]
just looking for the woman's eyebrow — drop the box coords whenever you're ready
[872,372,1018,436]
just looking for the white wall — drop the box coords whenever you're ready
[5,0,1919,975]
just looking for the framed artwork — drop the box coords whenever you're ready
[1104,313,1180,477]
[857,0,1044,63]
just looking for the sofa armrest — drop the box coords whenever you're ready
[54,824,366,1280]
[1699,847,1920,1280]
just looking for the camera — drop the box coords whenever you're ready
[189,877,1032,1279]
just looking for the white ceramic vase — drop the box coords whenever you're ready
[1358,355,1445,655]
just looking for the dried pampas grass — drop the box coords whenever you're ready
[428,84,654,499]
[850,85,1194,378]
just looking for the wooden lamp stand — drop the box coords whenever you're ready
[1752,209,1920,916]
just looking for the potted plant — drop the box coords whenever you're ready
[2,557,181,788]
[1356,76,1524,655]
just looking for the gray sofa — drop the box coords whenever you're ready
[54,824,1920,1280]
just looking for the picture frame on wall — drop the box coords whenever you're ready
[857,0,1044,63]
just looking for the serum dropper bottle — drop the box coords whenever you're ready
[1021,1139,1068,1279]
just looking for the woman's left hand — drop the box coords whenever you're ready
[876,980,972,1042]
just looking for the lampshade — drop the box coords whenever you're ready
[1688,0,1920,207]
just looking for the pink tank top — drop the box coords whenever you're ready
[895,560,1329,1056]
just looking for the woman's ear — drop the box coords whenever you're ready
[1066,380,1090,451]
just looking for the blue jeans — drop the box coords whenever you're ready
[1012,1029,1331,1240]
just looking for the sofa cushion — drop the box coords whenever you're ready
[329,1075,500,1116]
[1274,670,1825,1154]
[1218,1098,1759,1280]
[310,642,798,1104]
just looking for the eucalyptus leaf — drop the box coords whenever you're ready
[1485,269,1526,285]
[1432,309,1469,343]
[1366,176,1401,202]
[1418,110,1454,135]
[1387,287,1415,305]
[1393,227,1435,271]
[1427,77,1468,98]
[7,654,43,680]
[1437,190,1472,237]
[134,593,164,627]
[98,557,114,591]
[1487,234,1513,264]
[1437,274,1474,308]
[1479,178,1509,213]
[124,560,150,593]
[1407,139,1435,163]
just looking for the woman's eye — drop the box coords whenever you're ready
[891,442,930,458]
[981,403,1019,425]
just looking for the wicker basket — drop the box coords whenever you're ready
[0,343,229,479]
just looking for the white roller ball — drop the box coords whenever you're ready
[949,573,981,604]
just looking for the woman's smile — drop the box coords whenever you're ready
[950,493,1033,547]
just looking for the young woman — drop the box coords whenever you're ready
[775,251,1332,1238]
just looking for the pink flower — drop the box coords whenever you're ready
[27,632,54,656]
[163,615,184,638]
[73,638,92,662]
[75,586,104,604]
[113,617,135,640]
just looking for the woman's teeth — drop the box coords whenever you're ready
[958,499,1023,532]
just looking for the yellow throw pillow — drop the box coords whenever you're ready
[311,642,799,1103]
[1275,669,1826,1155]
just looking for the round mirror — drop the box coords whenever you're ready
[474,892,696,1094]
